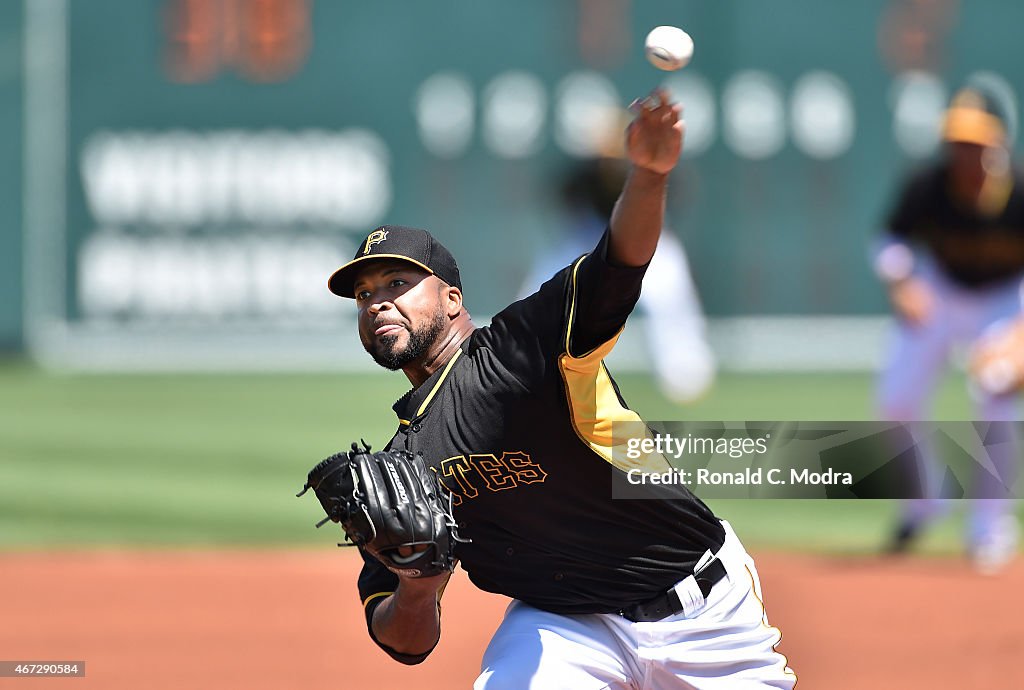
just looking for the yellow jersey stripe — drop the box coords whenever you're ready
[415,348,463,418]
[362,591,394,611]
[558,253,668,473]
[563,256,587,356]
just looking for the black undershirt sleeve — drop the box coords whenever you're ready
[357,550,437,665]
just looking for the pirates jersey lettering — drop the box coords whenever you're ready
[437,452,548,504]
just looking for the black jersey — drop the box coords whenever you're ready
[886,163,1024,288]
[356,230,725,651]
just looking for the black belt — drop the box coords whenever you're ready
[618,557,728,623]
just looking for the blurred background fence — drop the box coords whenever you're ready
[3,0,1024,370]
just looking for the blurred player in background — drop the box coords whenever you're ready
[520,135,716,404]
[874,82,1023,573]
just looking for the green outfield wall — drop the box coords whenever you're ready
[6,0,1024,362]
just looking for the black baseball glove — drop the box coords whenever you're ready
[297,442,461,578]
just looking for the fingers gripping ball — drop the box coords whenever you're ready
[297,442,463,577]
[645,26,693,71]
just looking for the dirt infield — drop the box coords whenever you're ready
[1,549,1021,689]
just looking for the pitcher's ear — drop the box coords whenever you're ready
[444,285,463,316]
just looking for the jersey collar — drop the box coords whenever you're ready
[392,340,470,425]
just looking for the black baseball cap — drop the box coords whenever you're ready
[328,225,462,298]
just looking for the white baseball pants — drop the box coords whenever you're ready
[877,262,1022,542]
[474,522,795,690]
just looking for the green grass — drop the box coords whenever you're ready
[0,359,1014,553]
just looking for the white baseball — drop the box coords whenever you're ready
[645,26,693,71]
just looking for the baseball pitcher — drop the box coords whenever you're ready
[301,88,796,688]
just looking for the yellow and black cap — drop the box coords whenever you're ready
[943,86,1008,147]
[328,225,462,298]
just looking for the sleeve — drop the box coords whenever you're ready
[479,228,647,385]
[871,167,937,283]
[568,228,648,357]
[357,550,437,665]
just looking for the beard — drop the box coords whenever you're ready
[365,307,446,370]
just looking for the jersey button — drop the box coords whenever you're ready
[553,572,564,581]
[411,423,421,432]
[506,547,515,556]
